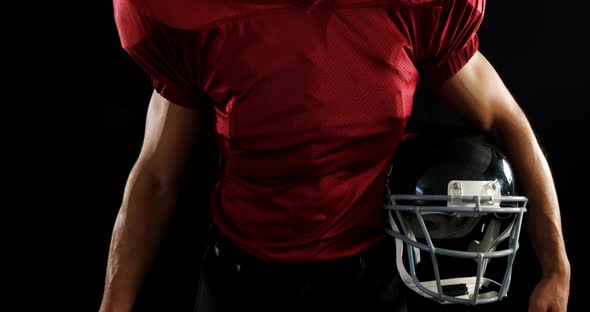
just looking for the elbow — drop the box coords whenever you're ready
[486,102,543,160]
[146,171,181,195]
[487,100,527,140]
[129,161,182,195]
[150,175,181,197]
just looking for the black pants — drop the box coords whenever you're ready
[194,231,407,312]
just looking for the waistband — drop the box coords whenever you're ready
[207,226,390,275]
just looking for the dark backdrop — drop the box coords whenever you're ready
[1,1,587,311]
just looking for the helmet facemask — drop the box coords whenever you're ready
[384,130,529,304]
[385,179,527,305]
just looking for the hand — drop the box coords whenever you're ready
[528,272,570,312]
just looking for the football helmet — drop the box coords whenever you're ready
[384,130,528,305]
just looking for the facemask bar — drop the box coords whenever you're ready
[384,192,527,305]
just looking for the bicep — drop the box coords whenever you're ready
[136,89,203,183]
[434,51,522,131]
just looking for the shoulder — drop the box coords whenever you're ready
[393,0,484,13]
[113,0,148,49]
[401,0,485,26]
[114,0,289,30]
[379,0,483,21]
[112,0,228,47]
[443,0,485,15]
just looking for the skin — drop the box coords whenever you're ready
[99,91,203,312]
[436,51,571,312]
[99,51,570,311]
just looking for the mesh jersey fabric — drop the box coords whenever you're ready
[113,0,484,262]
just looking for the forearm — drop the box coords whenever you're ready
[490,106,570,276]
[100,164,179,311]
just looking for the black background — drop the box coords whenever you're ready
[1,1,587,311]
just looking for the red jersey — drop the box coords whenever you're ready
[114,0,484,262]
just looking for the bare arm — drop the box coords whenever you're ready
[99,90,203,312]
[435,51,570,310]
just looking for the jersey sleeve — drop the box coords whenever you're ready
[113,0,204,110]
[415,0,486,88]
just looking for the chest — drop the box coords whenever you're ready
[200,5,419,141]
